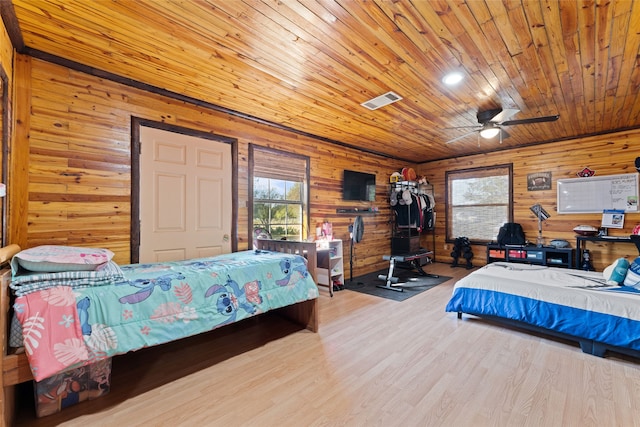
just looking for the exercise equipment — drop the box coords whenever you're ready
[377,250,438,292]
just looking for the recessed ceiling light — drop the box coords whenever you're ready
[442,72,464,86]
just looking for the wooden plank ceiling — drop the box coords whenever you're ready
[5,0,640,162]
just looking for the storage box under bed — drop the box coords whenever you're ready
[34,358,112,417]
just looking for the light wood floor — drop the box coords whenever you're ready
[13,263,640,426]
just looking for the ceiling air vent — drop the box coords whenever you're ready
[361,91,403,110]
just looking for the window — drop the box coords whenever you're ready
[446,164,513,242]
[249,145,309,244]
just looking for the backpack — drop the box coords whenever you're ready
[497,222,526,245]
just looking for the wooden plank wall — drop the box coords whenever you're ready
[5,39,640,275]
[0,21,10,71]
[8,56,410,276]
[420,130,640,271]
[0,19,13,248]
[0,17,12,427]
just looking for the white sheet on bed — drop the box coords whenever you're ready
[445,262,640,353]
[449,262,640,321]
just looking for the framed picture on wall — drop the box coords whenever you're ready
[527,172,552,191]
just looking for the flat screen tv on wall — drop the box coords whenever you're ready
[343,170,376,201]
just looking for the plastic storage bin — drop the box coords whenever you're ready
[34,358,112,417]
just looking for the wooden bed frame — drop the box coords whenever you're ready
[255,239,318,278]
[0,242,319,425]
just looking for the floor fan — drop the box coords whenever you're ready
[349,215,364,284]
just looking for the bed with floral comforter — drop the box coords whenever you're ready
[12,249,318,381]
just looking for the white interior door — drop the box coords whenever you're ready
[139,126,232,263]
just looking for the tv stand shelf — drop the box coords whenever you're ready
[487,244,574,268]
[336,208,379,214]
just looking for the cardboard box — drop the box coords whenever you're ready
[34,358,112,417]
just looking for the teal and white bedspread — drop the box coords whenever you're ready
[445,262,640,355]
[12,250,318,381]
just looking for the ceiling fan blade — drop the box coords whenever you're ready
[501,115,560,126]
[490,108,519,123]
[497,128,511,144]
[445,130,478,144]
[443,125,483,130]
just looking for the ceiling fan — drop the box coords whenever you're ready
[445,108,560,145]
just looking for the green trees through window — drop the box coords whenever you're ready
[249,145,310,245]
[253,178,303,240]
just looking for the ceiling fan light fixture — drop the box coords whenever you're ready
[442,71,464,86]
[479,127,500,139]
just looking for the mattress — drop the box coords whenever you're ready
[445,262,640,353]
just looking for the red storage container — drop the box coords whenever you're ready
[508,249,526,259]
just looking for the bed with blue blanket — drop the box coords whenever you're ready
[445,262,640,358]
[8,247,319,383]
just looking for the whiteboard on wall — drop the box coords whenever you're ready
[557,173,639,214]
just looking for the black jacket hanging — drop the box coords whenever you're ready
[392,193,420,228]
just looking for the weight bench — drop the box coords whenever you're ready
[377,250,438,292]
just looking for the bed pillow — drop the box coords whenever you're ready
[603,258,630,285]
[623,257,640,288]
[12,245,114,273]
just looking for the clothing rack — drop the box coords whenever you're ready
[390,180,435,239]
[378,180,438,292]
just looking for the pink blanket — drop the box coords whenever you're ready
[14,286,95,381]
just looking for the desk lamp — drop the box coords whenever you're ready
[530,204,550,247]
